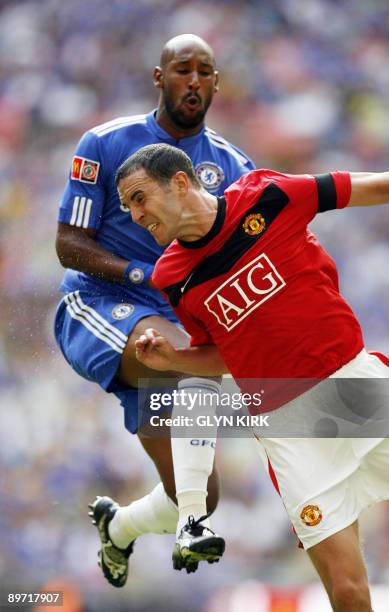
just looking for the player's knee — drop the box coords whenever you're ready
[331,577,371,611]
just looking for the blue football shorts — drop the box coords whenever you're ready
[54,288,179,434]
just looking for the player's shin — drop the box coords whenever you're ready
[171,377,220,536]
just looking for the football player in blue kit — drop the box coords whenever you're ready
[54,34,254,585]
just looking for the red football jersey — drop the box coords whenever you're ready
[153,169,363,380]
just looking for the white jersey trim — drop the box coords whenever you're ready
[65,291,128,353]
[205,128,249,165]
[69,196,93,228]
[90,114,147,137]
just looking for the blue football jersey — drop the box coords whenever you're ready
[58,110,255,296]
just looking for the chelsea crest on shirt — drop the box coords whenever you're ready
[195,162,225,190]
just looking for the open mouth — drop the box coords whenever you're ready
[147,222,158,234]
[184,95,201,108]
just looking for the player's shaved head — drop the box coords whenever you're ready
[160,34,216,69]
[154,33,219,137]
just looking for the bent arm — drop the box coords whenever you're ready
[56,222,155,287]
[56,222,128,281]
[135,328,228,376]
[349,172,389,207]
[172,346,229,376]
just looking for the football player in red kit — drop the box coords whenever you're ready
[117,143,389,612]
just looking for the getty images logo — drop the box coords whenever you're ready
[204,253,285,331]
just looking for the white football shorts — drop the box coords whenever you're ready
[254,349,389,549]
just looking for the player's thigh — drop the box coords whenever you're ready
[118,315,190,387]
[257,438,367,550]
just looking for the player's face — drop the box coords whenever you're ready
[118,170,181,245]
[157,46,219,130]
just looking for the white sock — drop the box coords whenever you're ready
[108,482,178,549]
[172,377,220,536]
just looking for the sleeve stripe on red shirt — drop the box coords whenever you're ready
[315,173,337,212]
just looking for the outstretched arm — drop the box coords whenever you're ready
[349,172,389,207]
[135,328,228,376]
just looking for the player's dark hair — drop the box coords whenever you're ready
[115,143,201,189]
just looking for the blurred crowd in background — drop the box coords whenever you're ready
[1,0,389,610]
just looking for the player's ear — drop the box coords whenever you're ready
[172,171,190,195]
[154,66,163,89]
[213,70,219,93]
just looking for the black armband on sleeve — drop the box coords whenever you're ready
[315,173,337,212]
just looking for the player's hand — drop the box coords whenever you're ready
[135,328,177,371]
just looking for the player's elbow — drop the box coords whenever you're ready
[55,222,95,269]
[55,231,69,268]
[55,224,76,269]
